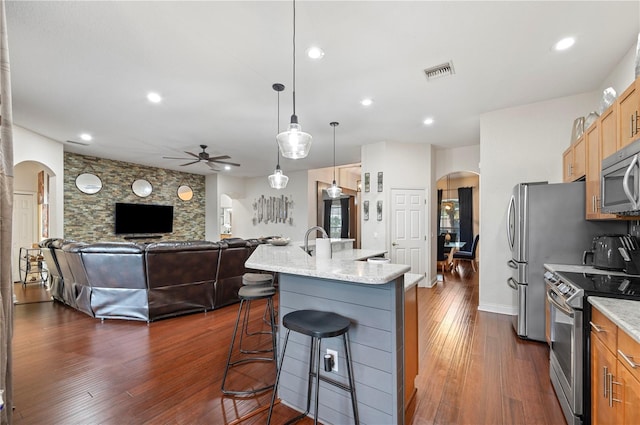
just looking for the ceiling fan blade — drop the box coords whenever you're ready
[184,151,200,159]
[209,159,240,167]
[163,156,193,160]
[180,160,201,166]
[207,155,231,161]
[206,162,221,171]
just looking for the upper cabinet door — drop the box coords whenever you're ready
[618,78,640,149]
[601,105,618,160]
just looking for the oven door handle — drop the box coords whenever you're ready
[546,288,574,317]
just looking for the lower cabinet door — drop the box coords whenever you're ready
[618,363,640,425]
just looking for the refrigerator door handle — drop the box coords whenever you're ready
[623,154,639,209]
[507,259,518,269]
[506,195,515,251]
[506,277,518,290]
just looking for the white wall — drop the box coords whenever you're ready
[230,170,309,240]
[435,145,480,180]
[13,126,64,238]
[361,141,433,282]
[597,43,637,100]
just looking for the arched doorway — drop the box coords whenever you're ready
[436,171,480,277]
[12,161,57,298]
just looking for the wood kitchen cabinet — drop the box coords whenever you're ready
[618,77,640,148]
[586,119,617,220]
[563,135,586,182]
[404,282,419,425]
[591,306,640,425]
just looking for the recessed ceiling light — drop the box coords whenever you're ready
[423,117,435,126]
[306,46,324,60]
[79,133,93,142]
[147,92,162,103]
[553,37,575,51]
[224,165,231,171]
[360,98,373,107]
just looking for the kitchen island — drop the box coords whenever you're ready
[246,242,412,424]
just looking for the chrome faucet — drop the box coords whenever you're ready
[304,226,328,255]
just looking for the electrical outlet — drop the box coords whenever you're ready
[326,349,338,372]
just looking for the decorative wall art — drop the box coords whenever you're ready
[364,173,370,192]
[377,172,383,192]
[377,200,383,221]
[252,194,294,225]
[363,201,369,221]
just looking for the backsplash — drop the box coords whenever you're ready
[64,153,205,242]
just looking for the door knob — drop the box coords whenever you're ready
[392,242,398,247]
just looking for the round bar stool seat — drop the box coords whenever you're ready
[221,283,277,396]
[267,309,359,425]
[242,273,273,286]
[283,310,350,338]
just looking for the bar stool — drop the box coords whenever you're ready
[221,284,277,396]
[267,309,359,425]
[240,273,275,346]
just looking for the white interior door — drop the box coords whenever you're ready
[12,192,37,282]
[391,189,425,275]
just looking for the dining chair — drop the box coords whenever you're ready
[436,234,448,278]
[452,234,479,273]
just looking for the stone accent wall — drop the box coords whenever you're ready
[64,153,205,242]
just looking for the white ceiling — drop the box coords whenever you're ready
[6,1,640,177]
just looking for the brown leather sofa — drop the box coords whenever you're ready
[79,242,149,321]
[38,237,264,321]
[144,241,220,321]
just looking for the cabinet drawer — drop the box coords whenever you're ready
[618,329,640,382]
[591,308,618,351]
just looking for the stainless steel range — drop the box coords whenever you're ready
[544,269,640,425]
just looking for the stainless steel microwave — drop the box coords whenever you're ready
[602,137,640,215]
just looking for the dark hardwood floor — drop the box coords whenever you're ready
[12,264,565,424]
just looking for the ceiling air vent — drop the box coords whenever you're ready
[423,61,455,81]
[64,139,91,146]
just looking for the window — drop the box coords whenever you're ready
[329,200,342,238]
[439,199,459,241]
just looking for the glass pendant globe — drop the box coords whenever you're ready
[268,166,289,189]
[327,180,342,198]
[277,121,312,159]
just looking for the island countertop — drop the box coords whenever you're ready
[246,243,410,284]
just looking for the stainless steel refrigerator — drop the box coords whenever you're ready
[506,181,626,342]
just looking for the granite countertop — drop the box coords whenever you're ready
[588,297,640,344]
[246,243,410,285]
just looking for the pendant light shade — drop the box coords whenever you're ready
[268,164,289,189]
[277,0,312,159]
[269,83,289,189]
[327,121,342,199]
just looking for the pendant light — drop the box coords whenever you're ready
[276,0,312,159]
[268,83,289,189]
[326,121,342,199]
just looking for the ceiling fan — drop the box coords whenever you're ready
[163,145,240,171]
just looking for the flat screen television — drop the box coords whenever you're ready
[115,203,173,234]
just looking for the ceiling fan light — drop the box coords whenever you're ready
[268,165,289,189]
[277,117,312,159]
[327,180,342,198]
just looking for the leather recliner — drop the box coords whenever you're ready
[38,238,64,303]
[144,241,220,321]
[52,239,78,308]
[79,242,149,321]
[63,242,92,317]
[214,238,251,309]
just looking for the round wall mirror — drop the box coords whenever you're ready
[177,185,193,201]
[132,179,153,198]
[75,173,102,194]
